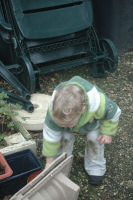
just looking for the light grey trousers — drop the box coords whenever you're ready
[56,129,106,176]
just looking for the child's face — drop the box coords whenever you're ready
[54,105,86,128]
[54,113,81,128]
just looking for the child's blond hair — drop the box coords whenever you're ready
[53,84,86,127]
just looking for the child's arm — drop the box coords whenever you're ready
[94,92,121,136]
[42,124,62,157]
[42,125,61,168]
[42,107,63,157]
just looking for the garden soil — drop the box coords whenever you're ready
[1,51,133,200]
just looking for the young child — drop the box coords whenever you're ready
[42,76,121,185]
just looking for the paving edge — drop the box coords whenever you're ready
[0,140,37,156]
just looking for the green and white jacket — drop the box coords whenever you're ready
[42,76,121,157]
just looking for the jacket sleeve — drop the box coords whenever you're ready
[42,109,63,157]
[94,92,121,136]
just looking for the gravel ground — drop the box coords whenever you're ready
[38,51,133,200]
[1,51,133,200]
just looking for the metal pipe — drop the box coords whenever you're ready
[0,88,34,113]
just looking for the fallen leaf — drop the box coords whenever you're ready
[99,185,104,190]
[51,78,56,81]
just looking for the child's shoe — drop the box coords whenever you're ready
[88,175,103,186]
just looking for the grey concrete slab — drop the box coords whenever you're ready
[10,153,80,200]
[15,93,51,131]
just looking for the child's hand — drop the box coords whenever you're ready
[45,157,54,169]
[96,135,112,144]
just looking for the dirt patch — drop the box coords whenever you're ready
[1,51,133,199]
[38,51,133,200]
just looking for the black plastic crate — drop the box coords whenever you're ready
[0,149,42,196]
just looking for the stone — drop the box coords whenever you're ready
[15,93,51,131]
[4,133,26,146]
[10,153,80,200]
[0,140,37,156]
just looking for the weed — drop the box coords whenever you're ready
[0,92,22,145]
